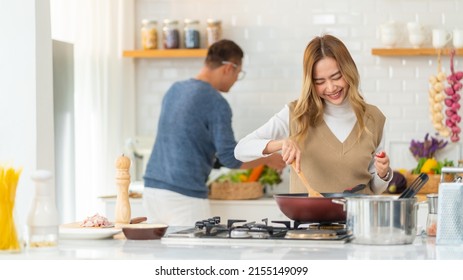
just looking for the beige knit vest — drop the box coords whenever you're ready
[288,101,385,194]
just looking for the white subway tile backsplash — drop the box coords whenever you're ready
[312,14,336,25]
[134,0,463,155]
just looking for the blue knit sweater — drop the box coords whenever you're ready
[143,79,242,198]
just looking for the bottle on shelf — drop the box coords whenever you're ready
[162,19,180,49]
[141,19,158,50]
[206,19,222,47]
[184,19,200,49]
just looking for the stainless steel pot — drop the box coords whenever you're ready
[333,195,418,245]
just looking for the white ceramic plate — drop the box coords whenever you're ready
[59,223,122,240]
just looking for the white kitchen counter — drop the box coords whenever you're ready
[1,232,462,260]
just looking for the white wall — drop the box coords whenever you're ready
[133,0,463,170]
[0,0,55,234]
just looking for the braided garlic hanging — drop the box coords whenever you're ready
[428,49,450,137]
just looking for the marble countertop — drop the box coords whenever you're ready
[2,230,462,260]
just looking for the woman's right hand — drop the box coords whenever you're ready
[265,138,302,172]
[281,138,302,171]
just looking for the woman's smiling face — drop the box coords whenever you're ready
[313,56,348,105]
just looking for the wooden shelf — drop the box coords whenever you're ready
[371,48,463,56]
[123,49,207,58]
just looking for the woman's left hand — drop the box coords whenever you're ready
[375,151,390,179]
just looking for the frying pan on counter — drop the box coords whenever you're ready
[273,184,367,223]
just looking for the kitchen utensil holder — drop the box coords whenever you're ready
[398,173,429,199]
[436,167,463,245]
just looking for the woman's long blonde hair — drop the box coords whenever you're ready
[292,34,367,143]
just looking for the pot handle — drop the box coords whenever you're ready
[332,198,347,212]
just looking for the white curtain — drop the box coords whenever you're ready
[73,0,135,219]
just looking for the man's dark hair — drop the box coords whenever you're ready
[205,39,244,68]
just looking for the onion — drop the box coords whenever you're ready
[454,83,462,91]
[452,126,461,133]
[445,98,454,106]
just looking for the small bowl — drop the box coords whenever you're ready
[122,223,168,240]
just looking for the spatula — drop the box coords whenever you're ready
[291,162,323,197]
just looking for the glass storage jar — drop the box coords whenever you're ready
[426,193,438,236]
[141,19,158,50]
[206,19,222,47]
[184,19,200,49]
[27,170,59,249]
[162,19,180,49]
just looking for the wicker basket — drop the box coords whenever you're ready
[209,182,263,200]
[404,172,455,194]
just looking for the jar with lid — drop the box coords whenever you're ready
[141,19,158,50]
[162,19,180,49]
[184,19,200,49]
[27,170,59,249]
[206,19,222,47]
[426,193,438,236]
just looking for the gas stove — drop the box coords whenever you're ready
[161,217,353,246]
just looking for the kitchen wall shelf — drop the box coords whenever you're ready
[123,49,207,58]
[371,48,463,56]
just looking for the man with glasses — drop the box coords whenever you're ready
[143,39,285,226]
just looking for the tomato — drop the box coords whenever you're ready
[376,151,386,158]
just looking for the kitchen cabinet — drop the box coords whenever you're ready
[123,49,207,58]
[371,48,463,56]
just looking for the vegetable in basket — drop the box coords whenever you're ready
[214,165,282,186]
[409,133,454,175]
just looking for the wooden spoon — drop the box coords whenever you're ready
[291,162,323,197]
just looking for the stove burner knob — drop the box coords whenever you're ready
[212,216,221,224]
[195,221,205,229]
[207,218,216,224]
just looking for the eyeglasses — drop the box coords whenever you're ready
[221,61,246,80]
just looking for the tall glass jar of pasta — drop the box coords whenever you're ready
[206,19,222,47]
[141,19,158,50]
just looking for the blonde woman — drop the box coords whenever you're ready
[235,34,392,194]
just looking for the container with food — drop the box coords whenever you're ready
[141,19,158,50]
[162,19,180,49]
[122,223,168,240]
[184,19,200,49]
[426,193,438,236]
[206,19,222,47]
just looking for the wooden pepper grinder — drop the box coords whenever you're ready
[115,154,131,228]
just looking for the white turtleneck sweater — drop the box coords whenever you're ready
[234,99,390,193]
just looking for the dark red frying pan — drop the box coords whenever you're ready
[273,184,366,223]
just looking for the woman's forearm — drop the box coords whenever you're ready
[263,139,283,154]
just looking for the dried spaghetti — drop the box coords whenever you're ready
[0,164,22,251]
